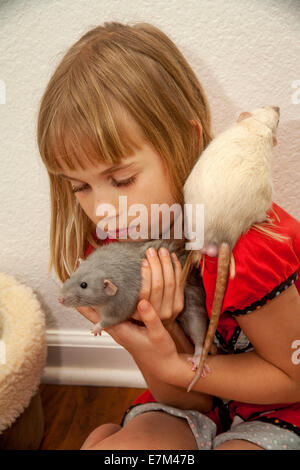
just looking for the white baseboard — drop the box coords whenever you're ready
[42,329,147,388]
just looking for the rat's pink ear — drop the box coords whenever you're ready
[103,279,118,296]
[237,111,252,123]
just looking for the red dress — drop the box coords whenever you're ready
[84,202,300,437]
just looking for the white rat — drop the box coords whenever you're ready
[181,105,280,391]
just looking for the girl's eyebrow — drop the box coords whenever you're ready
[59,162,137,183]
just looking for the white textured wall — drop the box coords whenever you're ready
[1,0,299,332]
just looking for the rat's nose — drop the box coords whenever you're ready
[271,106,280,115]
[58,297,65,304]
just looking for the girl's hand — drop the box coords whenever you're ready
[76,306,100,325]
[131,247,185,329]
[75,293,181,377]
[104,298,180,377]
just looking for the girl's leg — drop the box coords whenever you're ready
[80,415,264,450]
[81,423,122,450]
[214,440,264,450]
[80,411,199,450]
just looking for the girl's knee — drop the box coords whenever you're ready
[88,411,198,450]
[214,439,264,450]
[81,423,121,450]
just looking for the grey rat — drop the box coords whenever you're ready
[181,105,280,392]
[58,238,210,385]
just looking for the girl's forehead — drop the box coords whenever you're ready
[59,154,139,181]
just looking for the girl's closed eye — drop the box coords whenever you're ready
[71,175,137,193]
[71,183,90,193]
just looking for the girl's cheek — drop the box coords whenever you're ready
[74,195,96,222]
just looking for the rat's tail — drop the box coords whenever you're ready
[187,242,231,392]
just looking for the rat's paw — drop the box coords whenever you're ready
[187,346,203,371]
[91,321,104,336]
[187,355,201,371]
[199,362,211,378]
[187,356,211,377]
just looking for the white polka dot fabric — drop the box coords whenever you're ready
[122,402,300,450]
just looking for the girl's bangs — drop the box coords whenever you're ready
[42,87,143,175]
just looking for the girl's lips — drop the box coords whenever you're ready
[114,228,128,237]
[108,225,138,238]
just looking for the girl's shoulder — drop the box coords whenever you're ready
[201,201,300,319]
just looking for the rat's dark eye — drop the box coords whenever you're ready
[80,282,88,289]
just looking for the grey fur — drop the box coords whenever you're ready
[59,238,208,357]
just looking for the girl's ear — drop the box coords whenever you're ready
[189,119,203,149]
[103,279,118,296]
[237,111,252,123]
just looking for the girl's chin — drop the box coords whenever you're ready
[105,224,180,242]
[107,225,138,238]
[107,225,151,241]
[113,235,150,242]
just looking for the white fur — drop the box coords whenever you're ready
[184,106,279,248]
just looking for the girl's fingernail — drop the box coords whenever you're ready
[141,259,148,267]
[171,252,177,260]
[139,299,150,311]
[148,247,156,257]
[159,247,168,256]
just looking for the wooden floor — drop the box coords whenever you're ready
[39,384,145,450]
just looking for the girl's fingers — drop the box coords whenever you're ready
[157,247,176,320]
[145,247,164,313]
[131,249,184,323]
[139,258,152,300]
[171,252,185,318]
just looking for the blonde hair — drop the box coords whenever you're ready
[37,21,286,284]
[37,21,213,282]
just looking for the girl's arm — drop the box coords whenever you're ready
[165,284,300,404]
[76,285,213,411]
[134,320,213,412]
[127,246,213,411]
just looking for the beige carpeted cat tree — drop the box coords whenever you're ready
[0,272,47,449]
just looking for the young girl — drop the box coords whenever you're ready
[37,21,300,450]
